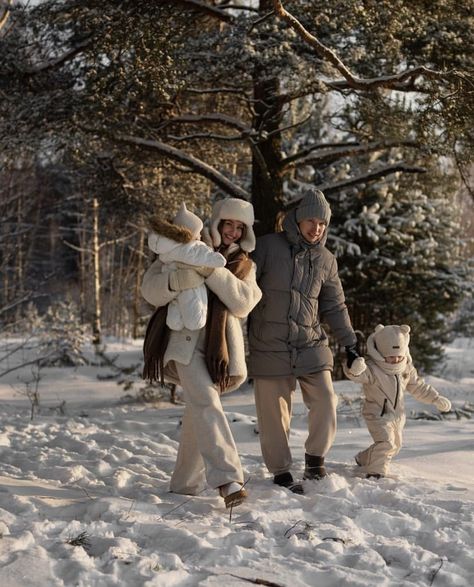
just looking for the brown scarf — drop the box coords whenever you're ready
[205,249,252,392]
[142,249,253,392]
[142,303,170,386]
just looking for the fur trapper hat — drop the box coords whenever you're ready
[173,202,203,240]
[372,324,411,358]
[295,188,331,225]
[210,198,256,252]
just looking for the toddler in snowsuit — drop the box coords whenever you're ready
[147,203,226,331]
[343,324,452,478]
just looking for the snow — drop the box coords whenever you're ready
[0,337,473,587]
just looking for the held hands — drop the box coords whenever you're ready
[347,356,366,377]
[345,344,361,369]
[169,268,204,292]
[434,396,452,413]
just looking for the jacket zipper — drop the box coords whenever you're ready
[393,375,400,409]
[306,254,313,295]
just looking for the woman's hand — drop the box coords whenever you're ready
[169,268,205,291]
[195,266,215,278]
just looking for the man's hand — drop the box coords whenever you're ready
[345,344,360,369]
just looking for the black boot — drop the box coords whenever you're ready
[366,473,383,480]
[273,472,304,495]
[304,454,327,480]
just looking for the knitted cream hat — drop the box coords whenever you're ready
[373,324,411,357]
[173,202,203,240]
[210,198,256,252]
[295,188,331,224]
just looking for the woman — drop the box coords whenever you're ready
[141,198,261,508]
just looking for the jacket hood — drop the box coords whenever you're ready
[148,217,194,244]
[282,209,329,248]
[173,202,203,240]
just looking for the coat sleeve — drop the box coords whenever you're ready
[405,364,440,405]
[319,256,357,347]
[164,241,226,268]
[141,258,179,308]
[204,261,262,318]
[251,238,266,281]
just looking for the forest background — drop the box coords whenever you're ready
[0,0,473,379]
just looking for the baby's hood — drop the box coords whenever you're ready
[147,217,194,255]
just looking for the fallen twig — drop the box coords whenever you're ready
[429,558,445,586]
[229,575,285,587]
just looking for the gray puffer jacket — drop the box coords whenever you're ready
[248,210,356,378]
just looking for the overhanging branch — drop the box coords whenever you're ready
[115,134,250,199]
[319,164,426,195]
[159,0,232,22]
[0,0,12,32]
[282,140,419,170]
[272,0,454,92]
[162,113,255,135]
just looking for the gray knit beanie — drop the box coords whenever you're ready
[295,188,331,224]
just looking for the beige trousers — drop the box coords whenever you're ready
[169,331,244,495]
[253,371,337,476]
[356,414,405,476]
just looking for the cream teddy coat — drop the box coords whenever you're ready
[141,242,262,392]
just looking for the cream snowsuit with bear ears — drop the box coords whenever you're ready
[343,324,447,476]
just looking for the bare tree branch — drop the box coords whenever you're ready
[272,0,454,92]
[0,291,48,317]
[0,0,12,32]
[285,163,426,209]
[319,163,426,195]
[168,132,245,142]
[160,0,232,22]
[282,140,419,170]
[162,113,255,135]
[22,37,93,75]
[115,134,250,199]
[266,112,313,138]
[216,3,259,12]
[186,86,249,95]
[453,149,474,200]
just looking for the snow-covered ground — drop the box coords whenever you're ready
[0,337,472,587]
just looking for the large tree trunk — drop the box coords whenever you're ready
[251,76,284,236]
[250,0,285,236]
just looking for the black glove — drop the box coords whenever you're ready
[345,344,360,369]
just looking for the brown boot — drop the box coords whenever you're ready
[303,454,327,480]
[219,482,247,508]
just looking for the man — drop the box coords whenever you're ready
[248,188,359,493]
